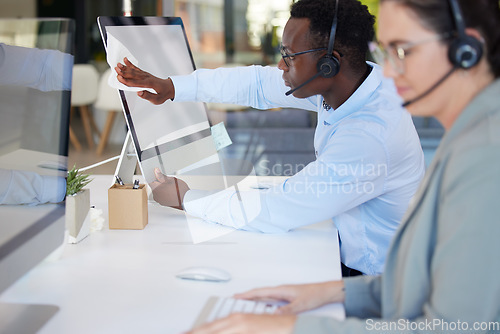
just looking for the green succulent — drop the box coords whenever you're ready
[66,165,92,196]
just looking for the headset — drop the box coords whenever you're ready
[285,0,340,96]
[317,0,341,78]
[448,0,483,69]
[403,0,484,107]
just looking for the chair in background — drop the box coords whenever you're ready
[95,68,123,156]
[70,64,100,150]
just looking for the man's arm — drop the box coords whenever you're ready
[0,43,73,91]
[116,58,319,111]
[183,127,388,232]
[170,65,318,111]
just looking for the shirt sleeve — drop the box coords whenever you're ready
[170,65,318,111]
[0,168,66,205]
[0,43,73,91]
[343,275,382,318]
[183,126,388,233]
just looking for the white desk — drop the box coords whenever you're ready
[0,175,344,333]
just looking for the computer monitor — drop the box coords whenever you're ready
[0,18,74,333]
[97,16,219,183]
[96,17,259,242]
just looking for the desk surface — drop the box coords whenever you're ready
[0,175,344,334]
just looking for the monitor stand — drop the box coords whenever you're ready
[0,302,59,333]
[114,130,139,185]
[114,131,154,200]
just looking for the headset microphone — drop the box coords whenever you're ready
[285,71,323,96]
[402,66,456,107]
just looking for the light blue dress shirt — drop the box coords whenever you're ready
[0,43,73,91]
[0,169,66,205]
[172,63,425,275]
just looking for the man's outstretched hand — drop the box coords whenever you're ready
[149,168,190,210]
[115,57,175,105]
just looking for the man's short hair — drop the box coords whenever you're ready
[291,0,375,68]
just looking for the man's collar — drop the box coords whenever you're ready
[323,62,381,125]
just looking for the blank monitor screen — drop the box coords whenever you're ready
[97,17,218,183]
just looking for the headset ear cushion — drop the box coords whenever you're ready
[448,35,483,69]
[317,55,340,78]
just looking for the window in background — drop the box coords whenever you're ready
[173,0,291,68]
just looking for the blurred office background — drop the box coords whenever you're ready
[0,0,441,175]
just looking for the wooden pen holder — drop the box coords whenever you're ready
[108,184,148,230]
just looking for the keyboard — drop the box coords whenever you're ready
[192,296,282,328]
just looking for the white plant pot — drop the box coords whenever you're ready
[65,188,90,244]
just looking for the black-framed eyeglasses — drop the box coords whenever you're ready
[280,44,327,67]
[369,33,452,74]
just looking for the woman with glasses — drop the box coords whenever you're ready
[185,0,500,333]
[118,0,425,278]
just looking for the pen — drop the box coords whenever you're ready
[115,175,124,185]
[133,179,140,189]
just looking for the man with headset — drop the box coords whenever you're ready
[116,0,425,276]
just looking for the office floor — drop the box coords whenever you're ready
[67,113,124,175]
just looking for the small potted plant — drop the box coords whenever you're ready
[65,165,92,243]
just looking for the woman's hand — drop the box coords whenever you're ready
[183,280,345,334]
[235,280,345,314]
[184,313,296,334]
[115,57,175,105]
